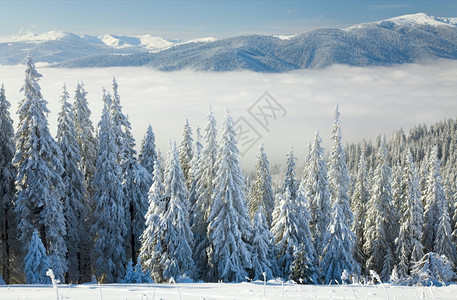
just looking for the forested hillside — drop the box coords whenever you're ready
[0,58,456,286]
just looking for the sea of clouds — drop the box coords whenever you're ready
[1,60,456,171]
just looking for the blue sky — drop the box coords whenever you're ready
[1,0,456,38]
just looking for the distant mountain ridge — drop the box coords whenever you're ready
[1,13,456,72]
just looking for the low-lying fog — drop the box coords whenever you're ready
[1,60,456,172]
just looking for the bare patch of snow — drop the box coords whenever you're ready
[273,34,297,40]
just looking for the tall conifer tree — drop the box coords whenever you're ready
[14,56,67,282]
[56,85,87,283]
[248,144,275,226]
[91,91,126,283]
[363,136,395,280]
[207,109,252,282]
[0,84,16,284]
[191,108,218,281]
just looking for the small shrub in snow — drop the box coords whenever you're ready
[122,260,152,283]
[24,230,50,284]
[409,252,456,286]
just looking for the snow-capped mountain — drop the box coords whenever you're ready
[1,13,456,71]
[0,31,216,65]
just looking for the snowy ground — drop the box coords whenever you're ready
[2,282,457,300]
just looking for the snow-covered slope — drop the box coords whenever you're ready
[1,13,456,71]
[383,12,457,27]
[99,34,182,50]
[1,282,457,300]
[0,31,215,65]
[0,30,69,43]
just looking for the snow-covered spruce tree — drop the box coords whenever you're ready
[250,210,275,281]
[178,119,193,190]
[91,91,127,283]
[434,197,456,261]
[188,126,202,208]
[363,136,395,281]
[248,144,275,226]
[111,78,152,262]
[110,78,132,257]
[139,155,165,282]
[56,85,88,283]
[423,146,442,253]
[0,84,16,284]
[425,146,457,261]
[283,145,298,199]
[272,184,315,279]
[351,150,370,271]
[139,125,157,176]
[207,109,252,282]
[24,230,49,284]
[73,82,97,198]
[154,142,194,282]
[320,202,357,284]
[120,122,152,262]
[395,149,424,279]
[72,82,96,282]
[423,146,455,261]
[14,56,68,282]
[391,163,404,229]
[326,105,358,277]
[289,182,317,284]
[328,105,353,226]
[304,130,331,255]
[190,108,218,281]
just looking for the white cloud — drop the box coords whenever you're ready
[1,60,456,170]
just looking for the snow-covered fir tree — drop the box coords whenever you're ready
[24,230,49,284]
[124,144,152,263]
[271,184,315,279]
[283,145,298,199]
[190,108,218,281]
[289,183,317,284]
[139,125,157,176]
[153,142,194,282]
[425,146,457,261]
[320,202,357,284]
[14,56,68,282]
[188,126,202,208]
[72,81,97,282]
[207,109,252,282]
[110,78,133,257]
[248,144,275,226]
[91,91,127,283]
[110,78,152,262]
[423,146,451,254]
[326,105,358,278]
[328,105,353,226]
[178,119,194,190]
[56,85,88,283]
[395,149,424,278]
[391,163,403,229]
[250,210,275,281]
[139,155,165,282]
[304,130,331,255]
[351,150,370,270]
[363,136,395,280]
[73,82,97,198]
[0,84,16,284]
[434,197,456,261]
[120,121,151,262]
